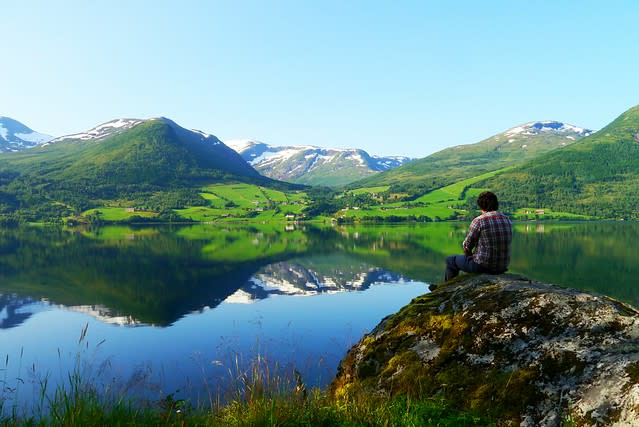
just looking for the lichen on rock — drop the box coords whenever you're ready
[329,274,639,426]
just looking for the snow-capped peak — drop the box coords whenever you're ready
[505,121,593,137]
[50,118,144,143]
[0,116,53,152]
[224,139,265,152]
[191,128,212,138]
[224,138,413,185]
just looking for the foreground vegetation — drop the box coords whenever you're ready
[0,324,492,426]
[0,350,493,427]
[1,388,494,426]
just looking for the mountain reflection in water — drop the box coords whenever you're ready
[2,222,639,328]
[226,257,410,304]
[0,225,418,328]
[0,293,46,329]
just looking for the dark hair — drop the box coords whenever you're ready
[477,191,498,211]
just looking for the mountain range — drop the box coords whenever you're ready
[353,120,594,191]
[225,139,412,186]
[0,116,52,152]
[3,103,639,221]
[0,117,412,187]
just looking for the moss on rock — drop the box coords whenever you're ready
[330,274,639,426]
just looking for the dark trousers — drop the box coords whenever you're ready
[445,255,489,281]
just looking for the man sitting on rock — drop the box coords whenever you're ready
[442,191,512,283]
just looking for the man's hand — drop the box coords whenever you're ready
[464,248,473,256]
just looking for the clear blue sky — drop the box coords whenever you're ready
[4,0,639,157]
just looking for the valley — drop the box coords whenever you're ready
[1,105,639,225]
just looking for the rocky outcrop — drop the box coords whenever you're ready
[330,274,639,426]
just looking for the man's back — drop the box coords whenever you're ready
[463,210,512,273]
[444,191,512,282]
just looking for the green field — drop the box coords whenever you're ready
[336,170,511,221]
[79,183,308,224]
[80,169,591,225]
[83,207,159,221]
[348,185,390,195]
[414,169,505,204]
[175,183,308,222]
[513,207,593,220]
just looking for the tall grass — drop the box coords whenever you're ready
[1,325,494,426]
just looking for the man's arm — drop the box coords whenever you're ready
[463,218,480,256]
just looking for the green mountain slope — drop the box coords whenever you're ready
[0,118,280,220]
[352,121,592,192]
[471,105,639,219]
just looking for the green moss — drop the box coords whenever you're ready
[429,363,540,423]
[380,351,432,396]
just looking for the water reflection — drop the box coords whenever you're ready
[333,222,639,306]
[0,294,48,329]
[0,225,417,327]
[1,222,638,327]
[226,256,410,304]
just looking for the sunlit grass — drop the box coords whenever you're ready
[512,207,593,220]
[348,185,390,195]
[174,183,309,222]
[0,325,495,426]
[83,207,159,221]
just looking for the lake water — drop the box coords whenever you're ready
[1,222,638,412]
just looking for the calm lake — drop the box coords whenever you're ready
[1,221,638,412]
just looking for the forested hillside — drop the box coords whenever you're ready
[353,121,592,194]
[472,105,639,218]
[0,118,283,221]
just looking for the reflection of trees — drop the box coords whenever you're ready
[510,223,639,306]
[0,226,312,326]
[2,222,638,325]
[325,222,639,307]
[315,224,468,284]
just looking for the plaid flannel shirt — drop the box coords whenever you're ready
[463,210,512,272]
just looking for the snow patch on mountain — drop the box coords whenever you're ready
[225,138,412,185]
[47,117,222,147]
[51,118,144,143]
[0,116,54,152]
[225,139,262,152]
[251,147,304,165]
[191,128,214,139]
[505,121,593,137]
[14,131,51,143]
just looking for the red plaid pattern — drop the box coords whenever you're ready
[463,211,512,272]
